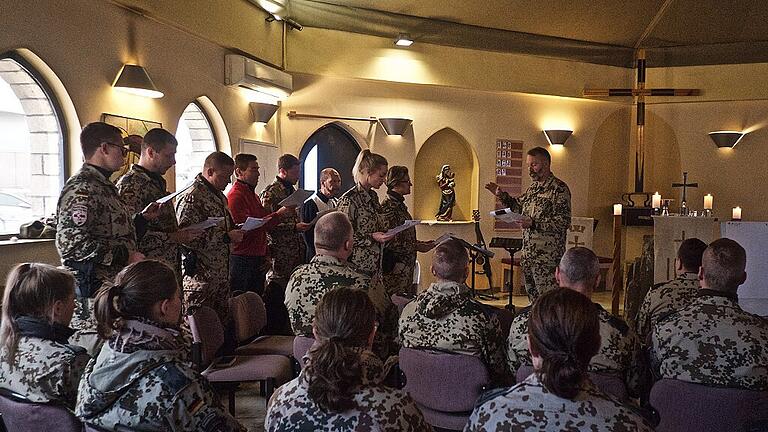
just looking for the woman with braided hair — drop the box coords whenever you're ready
[465,288,654,431]
[266,287,431,431]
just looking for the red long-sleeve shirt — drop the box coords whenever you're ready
[227,179,280,256]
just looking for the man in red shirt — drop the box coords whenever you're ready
[227,153,292,295]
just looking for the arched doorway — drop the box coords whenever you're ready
[299,123,361,193]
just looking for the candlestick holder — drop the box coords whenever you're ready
[704,209,712,218]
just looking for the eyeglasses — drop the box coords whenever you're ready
[102,141,129,157]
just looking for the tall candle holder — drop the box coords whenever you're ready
[610,206,623,315]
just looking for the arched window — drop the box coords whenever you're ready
[299,123,361,193]
[0,54,65,235]
[175,102,217,187]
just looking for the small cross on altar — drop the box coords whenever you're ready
[672,172,698,214]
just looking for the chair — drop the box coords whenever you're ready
[399,348,490,431]
[487,305,515,341]
[0,389,82,432]
[229,292,295,357]
[516,365,629,401]
[292,335,316,368]
[187,306,293,413]
[390,293,413,315]
[650,379,768,432]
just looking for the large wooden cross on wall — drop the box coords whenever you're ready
[584,49,700,194]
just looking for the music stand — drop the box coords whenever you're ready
[450,236,495,299]
[489,237,523,311]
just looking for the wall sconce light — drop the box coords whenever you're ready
[395,33,414,47]
[708,131,745,148]
[250,102,279,123]
[112,64,164,98]
[543,129,573,146]
[379,118,412,136]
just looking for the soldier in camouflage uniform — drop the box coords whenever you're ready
[468,288,653,432]
[399,239,509,385]
[176,152,244,325]
[507,247,641,396]
[381,166,435,296]
[636,237,706,343]
[486,146,571,301]
[0,263,90,410]
[55,122,147,355]
[651,238,768,390]
[285,212,400,359]
[117,128,201,280]
[267,287,431,432]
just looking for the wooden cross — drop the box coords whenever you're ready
[672,172,698,208]
[569,235,585,248]
[584,49,700,193]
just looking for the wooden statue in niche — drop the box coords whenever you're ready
[435,164,456,221]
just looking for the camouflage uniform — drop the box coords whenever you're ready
[76,319,244,431]
[0,334,89,409]
[636,272,699,344]
[117,164,182,276]
[285,254,400,359]
[56,163,137,355]
[399,281,509,384]
[260,177,305,287]
[266,348,431,432]
[464,373,654,432]
[507,303,640,396]
[381,191,430,296]
[176,173,235,324]
[651,290,768,390]
[499,174,571,300]
[337,183,387,276]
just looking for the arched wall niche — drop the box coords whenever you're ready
[413,127,478,221]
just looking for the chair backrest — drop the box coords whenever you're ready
[186,306,224,367]
[229,292,267,344]
[399,347,490,413]
[0,391,82,432]
[650,379,768,432]
[293,335,316,367]
[490,306,515,341]
[390,294,412,315]
[516,365,629,401]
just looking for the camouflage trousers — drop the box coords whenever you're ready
[182,275,231,326]
[71,297,104,356]
[520,254,559,303]
[383,261,416,297]
[267,242,306,287]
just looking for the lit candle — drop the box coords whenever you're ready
[613,204,623,216]
[732,206,742,220]
[704,194,713,210]
[652,192,661,209]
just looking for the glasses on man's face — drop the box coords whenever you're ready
[102,141,129,157]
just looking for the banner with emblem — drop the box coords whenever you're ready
[567,217,594,250]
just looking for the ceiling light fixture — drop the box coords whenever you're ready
[112,64,163,98]
[543,129,573,146]
[395,33,414,47]
[708,131,745,148]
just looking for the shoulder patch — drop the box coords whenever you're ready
[71,204,88,226]
[156,362,192,395]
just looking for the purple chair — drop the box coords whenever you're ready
[0,389,82,432]
[187,307,293,412]
[292,335,316,368]
[390,294,413,315]
[229,292,294,357]
[650,379,768,432]
[399,348,490,431]
[516,365,629,401]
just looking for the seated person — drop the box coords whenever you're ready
[0,263,89,409]
[399,239,508,385]
[636,238,707,343]
[266,287,431,431]
[508,247,640,395]
[466,288,654,431]
[75,260,245,431]
[652,238,768,390]
[285,211,399,359]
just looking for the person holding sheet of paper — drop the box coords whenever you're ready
[117,128,202,280]
[227,153,294,296]
[381,166,436,296]
[485,146,571,302]
[302,167,341,261]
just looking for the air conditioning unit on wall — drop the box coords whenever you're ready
[225,54,293,99]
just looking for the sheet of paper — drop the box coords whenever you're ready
[434,232,454,244]
[385,219,421,237]
[186,217,224,231]
[156,181,194,204]
[241,216,271,231]
[278,189,314,207]
[491,208,526,223]
[307,208,338,226]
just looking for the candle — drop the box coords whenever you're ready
[613,204,623,216]
[732,206,742,220]
[652,192,661,209]
[704,194,713,210]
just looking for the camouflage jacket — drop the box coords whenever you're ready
[464,374,654,432]
[56,163,136,295]
[508,303,640,395]
[117,164,181,273]
[266,349,431,432]
[636,272,699,344]
[499,174,571,262]
[76,320,244,431]
[285,255,400,359]
[260,177,305,283]
[399,281,509,384]
[651,290,768,390]
[0,335,89,409]
[381,192,429,296]
[337,183,387,275]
